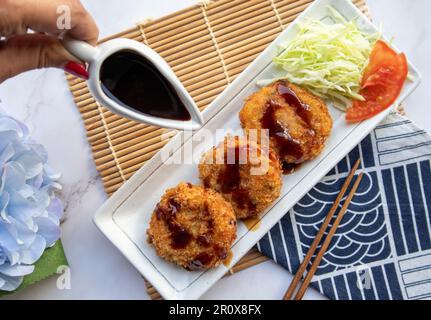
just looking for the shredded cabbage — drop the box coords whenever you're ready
[260,7,380,111]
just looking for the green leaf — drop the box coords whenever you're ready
[0,240,68,297]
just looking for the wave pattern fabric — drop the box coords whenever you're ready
[258,114,431,300]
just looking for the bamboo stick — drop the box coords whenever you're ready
[71,86,89,97]
[91,141,111,153]
[95,139,167,168]
[95,141,162,170]
[278,2,312,18]
[150,26,208,52]
[109,128,172,148]
[103,123,151,140]
[207,0,270,28]
[83,119,103,132]
[230,255,269,274]
[88,122,147,143]
[156,34,212,59]
[111,128,167,151]
[145,9,203,37]
[73,92,92,103]
[94,128,165,161]
[189,77,229,97]
[102,158,159,182]
[184,73,227,92]
[86,119,140,137]
[275,0,313,14]
[182,66,226,87]
[164,44,215,65]
[197,95,218,109]
[83,109,122,126]
[212,8,276,34]
[143,5,203,31]
[171,51,219,74]
[103,148,160,175]
[216,20,280,47]
[79,102,98,114]
[219,26,279,54]
[205,0,252,17]
[69,81,87,91]
[194,86,225,104]
[100,28,141,43]
[177,57,223,82]
[223,42,270,61]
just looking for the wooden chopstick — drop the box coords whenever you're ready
[294,172,365,300]
[283,159,361,300]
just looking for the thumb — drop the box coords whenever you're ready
[0,33,87,83]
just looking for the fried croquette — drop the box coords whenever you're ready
[199,136,282,219]
[147,182,237,271]
[239,80,332,172]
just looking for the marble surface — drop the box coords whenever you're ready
[1,0,430,300]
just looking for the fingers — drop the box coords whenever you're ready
[0,33,84,83]
[0,0,99,44]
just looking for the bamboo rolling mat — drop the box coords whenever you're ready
[66,0,370,300]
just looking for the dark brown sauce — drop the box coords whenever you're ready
[260,84,316,171]
[231,189,256,211]
[243,216,262,232]
[219,143,241,194]
[223,250,234,267]
[214,245,228,261]
[188,252,213,271]
[170,227,192,250]
[281,162,302,175]
[261,100,303,160]
[278,84,311,125]
[217,140,257,214]
[196,235,211,248]
[156,196,227,270]
[100,50,191,121]
[156,199,193,250]
[196,203,214,248]
[203,177,211,189]
[187,246,228,271]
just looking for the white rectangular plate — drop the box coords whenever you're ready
[94,0,421,300]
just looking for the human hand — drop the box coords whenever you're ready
[0,0,99,83]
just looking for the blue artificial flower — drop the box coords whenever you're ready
[0,114,63,291]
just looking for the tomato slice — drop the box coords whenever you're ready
[346,40,408,123]
[362,40,399,81]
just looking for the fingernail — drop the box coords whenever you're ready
[64,61,89,80]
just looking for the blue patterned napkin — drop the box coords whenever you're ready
[258,113,431,300]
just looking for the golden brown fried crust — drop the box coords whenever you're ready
[199,136,282,219]
[239,81,333,168]
[147,183,237,271]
